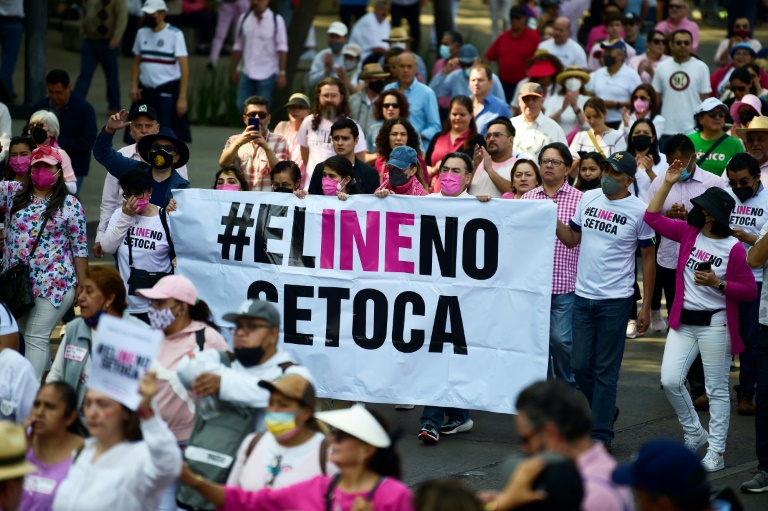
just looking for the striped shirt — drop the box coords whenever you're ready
[132,24,188,88]
[224,131,291,191]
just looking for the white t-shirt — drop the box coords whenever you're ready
[106,210,173,313]
[682,233,737,311]
[132,25,188,88]
[537,38,588,68]
[728,186,768,283]
[470,157,517,198]
[652,57,711,135]
[584,66,642,123]
[297,115,367,190]
[570,189,656,299]
[569,129,627,159]
[756,221,768,325]
[0,349,39,425]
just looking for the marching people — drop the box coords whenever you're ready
[625,118,668,201]
[573,152,604,192]
[568,97,627,163]
[270,161,302,194]
[620,83,666,139]
[26,111,78,195]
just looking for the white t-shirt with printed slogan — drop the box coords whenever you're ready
[570,189,656,300]
[728,186,768,283]
[107,210,173,313]
[682,233,737,311]
[756,221,768,326]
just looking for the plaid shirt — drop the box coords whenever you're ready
[224,131,291,191]
[521,181,583,295]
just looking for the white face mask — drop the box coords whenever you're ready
[391,42,407,50]
[564,77,582,92]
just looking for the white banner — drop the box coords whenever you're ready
[171,189,556,414]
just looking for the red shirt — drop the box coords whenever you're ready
[485,27,540,84]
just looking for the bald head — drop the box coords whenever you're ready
[396,52,417,85]
[553,17,571,44]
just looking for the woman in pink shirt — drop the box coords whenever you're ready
[375,145,429,197]
[182,404,414,511]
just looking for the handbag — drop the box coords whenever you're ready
[126,208,176,295]
[0,215,50,319]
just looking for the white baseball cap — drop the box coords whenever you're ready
[328,21,349,37]
[696,97,727,114]
[142,0,168,15]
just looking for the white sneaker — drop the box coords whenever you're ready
[650,309,667,332]
[626,320,637,338]
[683,430,708,452]
[701,449,725,472]
[395,404,414,410]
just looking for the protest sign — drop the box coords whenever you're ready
[171,190,557,414]
[89,315,164,410]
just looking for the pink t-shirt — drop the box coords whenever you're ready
[222,475,415,511]
[20,447,74,511]
[576,443,634,511]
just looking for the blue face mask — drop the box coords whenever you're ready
[84,308,106,328]
[463,68,471,79]
[439,44,451,60]
[678,155,695,181]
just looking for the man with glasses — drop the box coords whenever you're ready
[652,30,711,150]
[429,45,506,114]
[220,95,290,191]
[520,143,582,387]
[629,30,670,84]
[735,116,768,187]
[556,151,657,451]
[655,0,699,54]
[472,117,517,197]
[512,82,567,160]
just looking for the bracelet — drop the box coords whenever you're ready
[573,109,582,115]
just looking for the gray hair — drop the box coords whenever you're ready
[29,110,60,137]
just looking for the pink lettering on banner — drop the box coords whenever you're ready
[320,209,335,269]
[115,350,135,366]
[384,212,415,274]
[340,211,381,271]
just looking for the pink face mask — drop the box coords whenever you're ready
[9,156,31,175]
[135,197,150,213]
[634,98,650,113]
[30,167,59,189]
[322,177,340,196]
[439,172,465,196]
[216,183,240,191]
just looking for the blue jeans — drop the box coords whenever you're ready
[0,19,24,98]
[757,325,768,470]
[236,72,276,112]
[549,292,576,386]
[572,294,634,446]
[736,282,762,399]
[74,39,121,110]
[420,406,470,430]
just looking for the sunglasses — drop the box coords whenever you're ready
[674,40,691,46]
[729,178,754,188]
[246,111,269,118]
[150,143,176,153]
[704,110,727,118]
[651,38,666,44]
[383,102,399,109]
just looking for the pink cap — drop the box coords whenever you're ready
[30,146,63,167]
[136,275,198,305]
[730,94,763,127]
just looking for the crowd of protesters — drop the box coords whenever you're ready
[1,0,768,510]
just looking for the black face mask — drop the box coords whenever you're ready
[144,16,157,28]
[388,168,409,187]
[368,80,386,94]
[603,55,617,67]
[733,185,756,203]
[234,347,265,367]
[687,206,707,229]
[274,186,294,193]
[739,110,757,127]
[580,177,601,190]
[149,149,174,170]
[31,127,48,145]
[711,221,732,237]
[632,135,652,151]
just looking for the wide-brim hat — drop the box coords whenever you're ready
[735,115,768,138]
[556,66,590,85]
[315,404,391,448]
[137,130,189,170]
[690,187,736,228]
[384,27,410,43]
[360,63,390,79]
[730,94,762,127]
[0,423,37,481]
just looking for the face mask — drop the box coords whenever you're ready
[632,134,652,151]
[329,41,344,53]
[148,306,176,331]
[391,42,407,50]
[233,347,265,367]
[144,16,157,28]
[439,172,465,196]
[31,167,59,189]
[31,127,48,145]
[734,185,756,202]
[134,197,150,213]
[322,177,341,196]
[216,183,240,191]
[602,55,617,68]
[149,149,174,170]
[711,221,732,237]
[739,110,757,126]
[687,206,707,229]
[9,156,31,175]
[601,175,624,196]
[679,155,694,181]
[84,308,107,328]
[439,44,451,60]
[580,177,601,190]
[564,78,582,92]
[368,80,385,94]
[274,186,294,193]
[388,168,409,187]
[265,411,302,440]
[633,98,650,113]
[344,59,359,71]
[735,29,750,39]
[462,68,471,79]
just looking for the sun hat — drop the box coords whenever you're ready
[690,187,736,229]
[527,60,556,78]
[284,93,311,109]
[141,0,168,14]
[0,422,37,481]
[136,128,190,169]
[359,63,390,80]
[136,275,198,306]
[736,115,768,138]
[730,94,763,126]
[556,66,590,85]
[729,42,757,59]
[30,145,63,167]
[387,146,418,169]
[222,299,280,327]
[259,374,316,409]
[384,27,410,43]
[696,97,727,114]
[315,404,391,448]
[342,43,362,58]
[601,151,637,178]
[519,82,544,98]
[327,21,348,37]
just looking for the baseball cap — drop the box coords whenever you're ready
[623,12,639,24]
[519,82,544,98]
[136,275,199,306]
[730,42,757,58]
[285,93,311,109]
[601,151,637,178]
[128,104,158,121]
[387,146,418,170]
[612,439,708,496]
[141,0,168,14]
[30,146,63,167]
[327,21,348,37]
[509,5,529,18]
[259,374,316,409]
[315,404,391,448]
[0,423,37,481]
[600,39,627,53]
[527,60,556,78]
[696,97,727,114]
[457,44,479,64]
[342,43,362,58]
[222,298,280,327]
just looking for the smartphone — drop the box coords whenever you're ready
[248,117,260,130]
[697,261,712,272]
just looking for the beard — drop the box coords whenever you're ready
[321,106,339,120]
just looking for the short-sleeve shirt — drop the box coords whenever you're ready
[570,189,656,300]
[729,186,768,283]
[223,131,291,191]
[584,66,642,124]
[688,132,743,177]
[652,58,711,135]
[485,27,541,84]
[682,233,737,311]
[132,24,188,88]
[297,115,366,190]
[755,221,768,325]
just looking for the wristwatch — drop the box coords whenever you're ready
[717,280,726,292]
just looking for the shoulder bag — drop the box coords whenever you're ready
[126,208,176,295]
[696,134,729,167]
[0,214,50,318]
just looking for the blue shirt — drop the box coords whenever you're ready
[474,96,513,135]
[383,80,441,151]
[428,69,507,105]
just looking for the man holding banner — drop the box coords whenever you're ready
[555,151,656,451]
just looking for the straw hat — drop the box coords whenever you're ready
[0,422,36,481]
[736,116,768,138]
[556,66,590,85]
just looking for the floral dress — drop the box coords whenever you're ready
[0,182,87,308]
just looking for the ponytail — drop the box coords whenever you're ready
[189,299,219,331]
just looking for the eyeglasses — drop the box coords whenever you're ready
[542,158,565,167]
[651,38,666,44]
[669,4,685,9]
[674,40,691,46]
[246,111,269,118]
[704,110,727,118]
[382,102,399,109]
[150,143,176,153]
[484,131,508,139]
[123,190,149,199]
[729,178,754,188]
[228,322,274,335]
